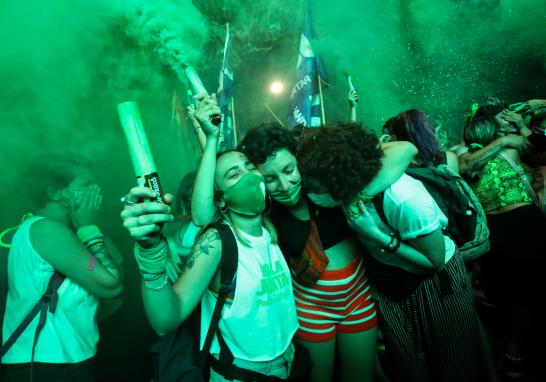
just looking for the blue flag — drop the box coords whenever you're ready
[217,24,236,150]
[288,1,327,128]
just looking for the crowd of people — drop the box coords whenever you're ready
[1,91,546,382]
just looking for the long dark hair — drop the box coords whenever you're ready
[383,109,442,166]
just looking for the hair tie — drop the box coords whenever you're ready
[468,103,479,119]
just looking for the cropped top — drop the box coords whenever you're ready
[269,199,351,259]
[471,156,534,212]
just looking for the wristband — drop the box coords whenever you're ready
[134,237,168,274]
[77,225,103,243]
[380,232,401,254]
[144,273,168,291]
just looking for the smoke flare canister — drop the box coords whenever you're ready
[117,101,166,204]
[184,66,222,126]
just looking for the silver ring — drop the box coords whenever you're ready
[120,195,136,205]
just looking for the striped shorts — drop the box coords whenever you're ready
[292,257,377,342]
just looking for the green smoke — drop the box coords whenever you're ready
[1,1,545,378]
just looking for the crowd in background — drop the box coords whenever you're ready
[2,92,546,382]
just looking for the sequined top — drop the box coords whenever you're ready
[471,156,534,212]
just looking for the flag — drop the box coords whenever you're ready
[217,23,236,150]
[287,1,327,128]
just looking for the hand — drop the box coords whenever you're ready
[526,99,546,111]
[342,201,382,240]
[499,134,532,151]
[120,187,174,248]
[348,89,359,107]
[194,94,221,137]
[71,185,102,228]
[500,110,526,130]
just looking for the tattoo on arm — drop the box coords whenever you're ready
[462,140,504,175]
[87,240,117,270]
[183,230,220,271]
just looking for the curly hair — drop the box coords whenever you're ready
[383,109,442,166]
[239,123,298,165]
[297,123,383,202]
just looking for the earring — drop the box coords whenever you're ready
[263,195,272,216]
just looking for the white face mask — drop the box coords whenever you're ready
[307,193,342,208]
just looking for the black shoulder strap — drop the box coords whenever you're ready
[372,192,397,232]
[198,222,238,372]
[0,271,66,361]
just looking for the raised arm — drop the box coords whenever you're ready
[191,95,222,227]
[121,186,220,335]
[348,89,359,122]
[365,141,418,196]
[141,228,221,335]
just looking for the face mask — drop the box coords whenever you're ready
[269,179,303,206]
[307,192,342,208]
[223,173,266,216]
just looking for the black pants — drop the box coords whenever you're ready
[0,357,95,382]
[480,204,546,304]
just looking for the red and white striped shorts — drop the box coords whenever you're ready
[292,257,377,343]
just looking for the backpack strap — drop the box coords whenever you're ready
[372,192,396,232]
[1,271,66,362]
[198,222,238,372]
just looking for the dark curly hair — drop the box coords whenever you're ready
[383,109,442,166]
[297,123,383,201]
[239,123,298,165]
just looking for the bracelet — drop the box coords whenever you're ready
[390,232,401,252]
[134,237,168,274]
[77,225,103,243]
[141,271,166,282]
[380,232,401,253]
[144,273,168,291]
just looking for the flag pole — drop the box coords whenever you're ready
[264,103,286,127]
[318,73,326,125]
[231,97,238,145]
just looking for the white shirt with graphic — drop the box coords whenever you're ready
[200,225,298,362]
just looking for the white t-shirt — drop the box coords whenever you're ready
[368,174,456,265]
[2,217,99,363]
[200,225,298,362]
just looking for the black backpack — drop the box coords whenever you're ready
[405,163,490,261]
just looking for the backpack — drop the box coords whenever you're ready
[154,222,311,382]
[404,163,490,262]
